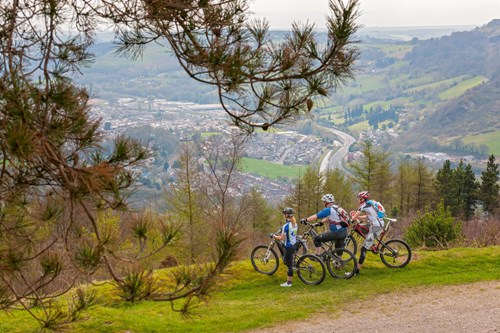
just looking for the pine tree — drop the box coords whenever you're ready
[413,158,435,211]
[479,155,500,214]
[298,167,324,216]
[3,0,367,320]
[461,163,479,220]
[111,0,362,132]
[396,157,414,215]
[434,160,458,212]
[323,168,356,209]
[350,140,379,191]
[165,142,202,264]
[350,140,392,205]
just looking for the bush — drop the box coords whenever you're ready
[404,201,462,248]
[461,216,500,247]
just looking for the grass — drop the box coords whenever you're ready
[340,75,386,95]
[462,131,500,156]
[348,120,369,137]
[363,97,411,111]
[0,247,498,333]
[438,76,488,100]
[239,157,304,180]
[404,75,468,94]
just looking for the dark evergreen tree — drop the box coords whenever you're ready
[479,155,500,214]
[461,163,479,220]
[434,160,459,213]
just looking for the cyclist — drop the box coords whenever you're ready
[350,191,384,275]
[272,207,298,287]
[300,194,349,257]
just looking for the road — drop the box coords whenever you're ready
[318,126,356,175]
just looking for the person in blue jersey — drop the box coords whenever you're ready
[350,191,384,276]
[301,194,349,257]
[272,207,298,287]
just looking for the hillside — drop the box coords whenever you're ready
[391,19,500,152]
[77,21,500,157]
[0,247,498,332]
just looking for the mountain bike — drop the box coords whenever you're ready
[344,217,412,268]
[250,229,326,285]
[299,220,358,279]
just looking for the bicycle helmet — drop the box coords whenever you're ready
[282,207,295,216]
[357,191,370,199]
[321,194,335,203]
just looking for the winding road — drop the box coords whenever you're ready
[318,126,356,175]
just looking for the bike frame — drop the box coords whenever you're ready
[350,217,396,253]
[300,221,345,253]
[267,232,307,266]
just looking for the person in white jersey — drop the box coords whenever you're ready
[272,207,298,287]
[350,191,384,276]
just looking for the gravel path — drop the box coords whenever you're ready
[246,280,500,333]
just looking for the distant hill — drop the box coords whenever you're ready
[78,20,500,157]
[358,25,476,41]
[392,19,500,153]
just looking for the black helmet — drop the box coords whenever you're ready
[282,207,295,216]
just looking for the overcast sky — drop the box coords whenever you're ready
[250,0,500,28]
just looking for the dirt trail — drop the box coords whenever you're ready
[246,280,500,333]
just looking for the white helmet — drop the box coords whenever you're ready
[321,194,335,203]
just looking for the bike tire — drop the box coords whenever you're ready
[250,245,279,275]
[344,235,358,255]
[379,239,412,268]
[325,247,358,279]
[296,254,326,285]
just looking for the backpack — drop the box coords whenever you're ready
[367,200,385,218]
[332,205,349,228]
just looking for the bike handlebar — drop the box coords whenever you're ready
[300,219,323,228]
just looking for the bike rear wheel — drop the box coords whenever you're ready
[296,254,326,285]
[251,245,279,275]
[379,239,412,268]
[325,248,357,279]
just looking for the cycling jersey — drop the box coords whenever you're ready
[358,202,384,227]
[316,206,348,232]
[280,219,298,248]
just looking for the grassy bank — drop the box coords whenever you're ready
[0,247,498,333]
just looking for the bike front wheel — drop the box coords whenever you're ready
[296,254,326,285]
[344,235,358,255]
[251,245,279,275]
[379,239,412,268]
[325,248,358,279]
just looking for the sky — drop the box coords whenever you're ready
[250,0,500,29]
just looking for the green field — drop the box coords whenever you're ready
[0,247,498,333]
[361,44,413,59]
[438,76,488,100]
[341,74,386,95]
[404,75,468,94]
[462,131,500,156]
[239,157,304,180]
[348,120,369,137]
[364,96,412,111]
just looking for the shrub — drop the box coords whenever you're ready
[461,216,500,247]
[404,201,462,248]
